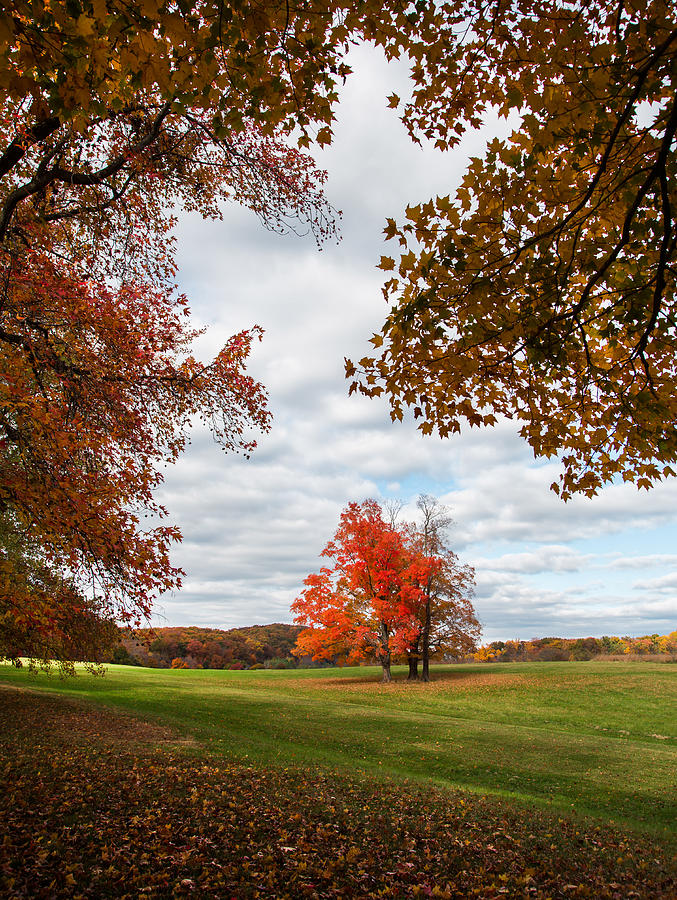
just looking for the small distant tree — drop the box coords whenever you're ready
[185,639,206,666]
[111,646,140,667]
[601,635,629,655]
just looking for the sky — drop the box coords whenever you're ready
[151,45,677,643]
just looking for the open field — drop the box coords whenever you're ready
[2,685,674,900]
[1,660,676,838]
[0,663,677,900]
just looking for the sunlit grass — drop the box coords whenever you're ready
[1,659,675,843]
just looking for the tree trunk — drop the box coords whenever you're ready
[379,621,392,683]
[421,592,432,682]
[408,656,419,680]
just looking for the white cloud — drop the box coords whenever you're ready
[608,554,677,570]
[474,546,593,575]
[633,572,677,593]
[439,449,677,550]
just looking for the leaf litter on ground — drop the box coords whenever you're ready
[0,686,674,899]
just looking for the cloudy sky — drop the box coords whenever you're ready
[152,45,677,643]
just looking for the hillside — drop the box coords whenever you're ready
[113,623,304,669]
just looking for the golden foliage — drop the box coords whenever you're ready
[350,0,677,499]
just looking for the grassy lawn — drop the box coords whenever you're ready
[1,659,675,845]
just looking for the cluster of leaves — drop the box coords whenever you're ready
[112,623,304,670]
[474,632,677,662]
[2,0,367,643]
[0,509,118,674]
[348,0,677,500]
[292,499,479,682]
[0,0,461,146]
[1,687,675,899]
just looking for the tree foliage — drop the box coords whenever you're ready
[116,623,304,669]
[292,499,477,682]
[0,1,346,646]
[292,500,429,682]
[0,510,117,674]
[0,0,347,633]
[0,0,486,659]
[0,0,452,145]
[474,632,677,662]
[348,0,677,500]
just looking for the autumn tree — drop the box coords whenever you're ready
[348,0,677,500]
[0,509,117,674]
[292,500,431,683]
[292,498,478,683]
[0,242,275,656]
[405,495,451,681]
[0,0,483,664]
[405,496,479,681]
[0,1,342,656]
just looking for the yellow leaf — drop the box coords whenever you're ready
[76,15,95,36]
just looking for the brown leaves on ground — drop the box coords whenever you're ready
[1,687,674,899]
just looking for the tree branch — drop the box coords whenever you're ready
[0,117,61,180]
[0,104,172,242]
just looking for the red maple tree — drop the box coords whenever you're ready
[0,105,335,662]
[292,500,436,682]
[293,499,480,682]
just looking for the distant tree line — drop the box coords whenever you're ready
[111,624,306,670]
[473,633,677,663]
[9,621,675,674]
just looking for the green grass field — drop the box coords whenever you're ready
[1,659,675,843]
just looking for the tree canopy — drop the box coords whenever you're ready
[7,0,674,665]
[348,0,677,500]
[292,499,478,682]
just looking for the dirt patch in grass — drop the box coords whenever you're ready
[1,685,675,899]
[301,670,541,695]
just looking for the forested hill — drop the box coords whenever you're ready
[113,624,304,670]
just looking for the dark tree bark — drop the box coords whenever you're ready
[407,656,419,679]
[421,593,432,682]
[379,622,392,683]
